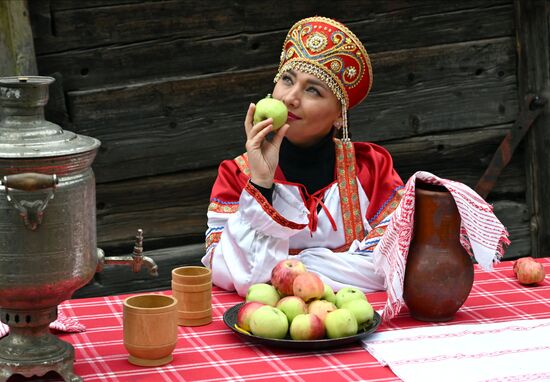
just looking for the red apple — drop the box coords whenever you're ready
[513,257,536,275]
[308,299,337,324]
[293,272,324,303]
[289,313,325,340]
[237,302,265,332]
[515,260,546,285]
[271,259,307,296]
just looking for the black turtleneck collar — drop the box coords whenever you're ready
[278,131,336,195]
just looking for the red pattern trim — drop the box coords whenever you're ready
[205,232,222,249]
[234,153,251,177]
[245,182,307,230]
[208,201,239,213]
[369,187,405,227]
[335,139,365,246]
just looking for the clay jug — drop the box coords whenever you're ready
[403,181,474,322]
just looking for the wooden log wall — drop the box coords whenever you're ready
[23,0,539,296]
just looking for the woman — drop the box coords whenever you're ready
[202,16,404,296]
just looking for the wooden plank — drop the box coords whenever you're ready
[492,201,531,259]
[94,126,526,251]
[385,125,526,196]
[30,1,512,55]
[96,167,217,250]
[66,38,517,183]
[51,0,147,11]
[514,0,550,258]
[73,243,205,298]
[33,3,513,89]
[0,0,37,76]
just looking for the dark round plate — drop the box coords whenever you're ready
[223,302,381,350]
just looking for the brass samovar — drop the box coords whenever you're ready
[0,76,158,381]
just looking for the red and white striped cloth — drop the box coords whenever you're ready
[373,171,510,321]
[0,307,86,338]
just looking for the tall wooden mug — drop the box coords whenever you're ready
[172,266,212,326]
[123,294,178,367]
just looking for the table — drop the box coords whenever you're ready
[17,258,550,381]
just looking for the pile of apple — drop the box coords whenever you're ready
[236,259,374,341]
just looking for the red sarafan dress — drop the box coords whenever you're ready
[203,136,403,296]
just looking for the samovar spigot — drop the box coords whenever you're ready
[96,229,158,277]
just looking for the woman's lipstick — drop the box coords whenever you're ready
[287,111,302,122]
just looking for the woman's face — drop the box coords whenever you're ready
[272,69,342,148]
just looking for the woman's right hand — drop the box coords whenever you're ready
[244,103,290,189]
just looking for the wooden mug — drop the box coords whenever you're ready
[123,294,178,366]
[171,266,212,326]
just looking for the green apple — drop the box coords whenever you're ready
[322,283,336,304]
[237,301,265,332]
[341,299,374,326]
[324,309,358,339]
[246,283,280,306]
[289,313,325,340]
[276,296,307,323]
[335,286,367,308]
[249,306,289,339]
[253,94,288,131]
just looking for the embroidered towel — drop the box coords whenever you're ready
[0,308,85,338]
[362,319,550,382]
[372,171,510,320]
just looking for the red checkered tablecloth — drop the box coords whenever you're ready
[12,259,550,381]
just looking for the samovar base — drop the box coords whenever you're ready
[0,307,82,382]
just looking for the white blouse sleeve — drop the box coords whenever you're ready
[201,182,309,296]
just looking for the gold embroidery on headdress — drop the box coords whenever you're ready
[306,32,328,52]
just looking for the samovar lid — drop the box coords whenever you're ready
[0,76,100,158]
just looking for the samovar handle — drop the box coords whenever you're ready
[1,173,58,231]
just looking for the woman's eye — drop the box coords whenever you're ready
[282,75,293,84]
[307,87,321,96]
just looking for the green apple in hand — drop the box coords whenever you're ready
[253,94,288,131]
[324,308,358,339]
[249,306,289,339]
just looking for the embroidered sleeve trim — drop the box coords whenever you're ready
[234,153,251,177]
[369,186,405,227]
[245,181,307,231]
[208,200,239,213]
[205,231,222,250]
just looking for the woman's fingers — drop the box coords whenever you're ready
[244,103,255,136]
[271,124,290,148]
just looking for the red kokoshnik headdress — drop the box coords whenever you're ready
[274,16,373,140]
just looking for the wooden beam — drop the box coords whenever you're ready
[514,0,550,257]
[0,0,37,76]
